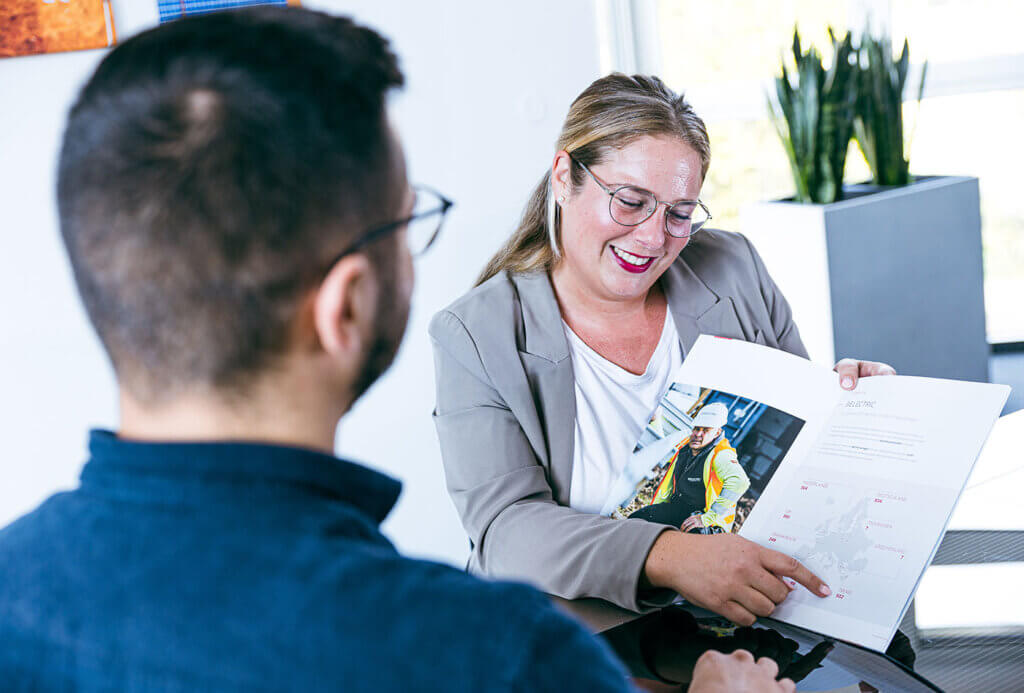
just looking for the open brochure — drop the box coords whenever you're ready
[602,335,1010,651]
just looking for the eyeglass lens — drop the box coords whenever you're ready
[609,186,708,237]
[405,188,447,256]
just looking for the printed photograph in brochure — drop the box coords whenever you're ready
[603,385,805,535]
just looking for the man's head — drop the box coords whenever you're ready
[689,403,727,451]
[57,7,409,410]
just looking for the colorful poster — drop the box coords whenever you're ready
[157,0,300,24]
[1,0,116,58]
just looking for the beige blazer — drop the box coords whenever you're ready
[428,229,808,611]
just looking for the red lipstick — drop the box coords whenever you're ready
[611,247,654,274]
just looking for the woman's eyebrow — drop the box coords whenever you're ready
[608,180,698,205]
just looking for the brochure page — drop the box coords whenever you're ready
[603,335,1009,651]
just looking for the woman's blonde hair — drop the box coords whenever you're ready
[476,73,711,286]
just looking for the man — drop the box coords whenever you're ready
[0,7,794,692]
[632,402,750,533]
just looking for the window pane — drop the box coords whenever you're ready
[891,0,1024,64]
[909,89,1024,342]
[656,0,850,89]
[701,119,788,228]
[699,121,869,230]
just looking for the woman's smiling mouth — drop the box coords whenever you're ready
[610,245,656,273]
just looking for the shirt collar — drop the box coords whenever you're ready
[81,429,402,525]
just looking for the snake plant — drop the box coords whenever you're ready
[854,32,928,186]
[768,28,859,204]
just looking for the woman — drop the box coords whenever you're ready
[429,74,893,624]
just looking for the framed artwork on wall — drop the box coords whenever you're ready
[157,0,301,24]
[1,0,116,58]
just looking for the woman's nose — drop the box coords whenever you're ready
[631,208,666,250]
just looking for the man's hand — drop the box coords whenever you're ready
[681,515,704,532]
[643,531,830,626]
[689,650,795,693]
[833,358,896,390]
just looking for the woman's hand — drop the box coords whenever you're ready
[689,650,796,693]
[833,358,896,390]
[680,515,705,532]
[643,531,830,626]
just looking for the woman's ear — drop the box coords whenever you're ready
[313,253,375,361]
[551,150,573,200]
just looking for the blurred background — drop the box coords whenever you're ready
[0,4,1021,685]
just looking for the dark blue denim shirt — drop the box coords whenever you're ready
[0,430,631,692]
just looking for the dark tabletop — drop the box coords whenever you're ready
[594,603,932,692]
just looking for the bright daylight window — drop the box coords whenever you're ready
[610,0,1024,343]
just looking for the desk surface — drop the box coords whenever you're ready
[907,408,1024,690]
[556,598,934,691]
[948,408,1024,531]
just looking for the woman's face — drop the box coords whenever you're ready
[553,135,704,303]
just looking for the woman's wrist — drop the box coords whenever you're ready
[642,528,695,590]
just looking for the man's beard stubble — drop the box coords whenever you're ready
[349,251,410,403]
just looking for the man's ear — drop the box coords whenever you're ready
[313,253,376,360]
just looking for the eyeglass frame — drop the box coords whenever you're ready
[567,154,711,238]
[323,184,453,269]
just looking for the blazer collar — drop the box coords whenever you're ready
[661,253,721,320]
[512,271,570,363]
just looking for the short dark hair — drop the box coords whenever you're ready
[57,7,404,402]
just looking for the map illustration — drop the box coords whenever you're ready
[757,468,932,632]
[793,497,872,582]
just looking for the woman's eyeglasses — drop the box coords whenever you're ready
[568,154,710,238]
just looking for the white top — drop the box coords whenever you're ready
[565,310,683,514]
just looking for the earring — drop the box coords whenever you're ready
[558,195,566,204]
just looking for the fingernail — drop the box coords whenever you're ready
[841,377,853,389]
[819,584,831,597]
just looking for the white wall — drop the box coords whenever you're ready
[0,0,602,567]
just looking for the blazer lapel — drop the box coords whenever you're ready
[512,273,576,505]
[662,256,746,356]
